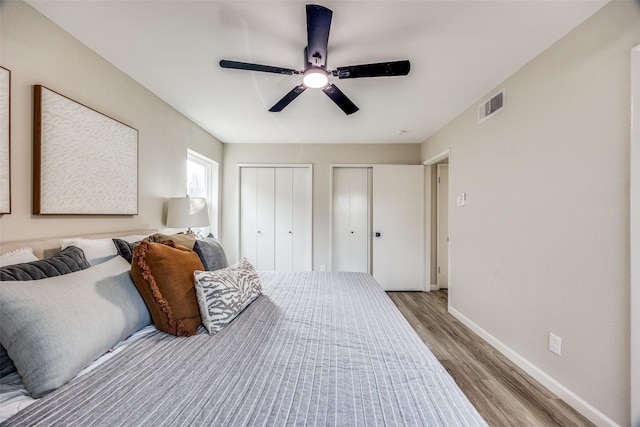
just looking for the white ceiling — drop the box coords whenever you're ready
[26,0,608,144]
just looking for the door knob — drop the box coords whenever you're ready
[375,232,381,237]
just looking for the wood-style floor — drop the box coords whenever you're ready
[387,290,594,427]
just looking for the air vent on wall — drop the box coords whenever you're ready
[478,89,505,123]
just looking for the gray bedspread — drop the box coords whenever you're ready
[3,272,487,426]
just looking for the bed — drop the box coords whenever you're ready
[0,231,487,426]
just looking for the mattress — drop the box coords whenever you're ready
[2,271,487,426]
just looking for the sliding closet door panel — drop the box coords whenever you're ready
[256,168,275,271]
[240,167,258,266]
[332,167,369,273]
[372,165,424,291]
[292,167,312,270]
[275,168,293,271]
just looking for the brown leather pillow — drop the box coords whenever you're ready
[130,240,203,336]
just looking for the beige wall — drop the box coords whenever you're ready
[222,143,421,269]
[421,2,639,425]
[0,1,223,243]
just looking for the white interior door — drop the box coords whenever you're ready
[241,165,312,272]
[255,168,275,270]
[291,167,312,270]
[275,168,293,271]
[332,167,370,273]
[437,164,449,289]
[240,167,258,266]
[372,165,424,291]
[240,167,275,269]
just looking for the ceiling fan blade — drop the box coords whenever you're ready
[322,84,359,115]
[269,85,307,112]
[333,60,411,79]
[220,60,298,75]
[306,5,332,68]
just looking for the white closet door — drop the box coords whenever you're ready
[275,168,293,271]
[241,166,312,272]
[255,168,275,270]
[292,167,312,270]
[240,167,258,266]
[332,167,369,273]
[372,165,424,291]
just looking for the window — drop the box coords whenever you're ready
[187,149,219,237]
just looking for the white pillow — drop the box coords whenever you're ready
[60,235,148,266]
[0,248,38,267]
[194,258,262,335]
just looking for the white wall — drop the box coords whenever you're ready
[421,2,639,425]
[222,143,421,270]
[0,1,223,243]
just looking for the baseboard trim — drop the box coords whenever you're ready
[448,307,620,427]
[430,284,439,291]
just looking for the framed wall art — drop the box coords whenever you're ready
[33,85,138,215]
[0,67,10,214]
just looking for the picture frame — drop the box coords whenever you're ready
[0,67,10,214]
[33,85,138,215]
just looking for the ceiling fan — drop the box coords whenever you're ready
[219,4,411,115]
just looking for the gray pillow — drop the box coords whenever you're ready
[0,246,91,378]
[112,238,138,264]
[193,236,229,271]
[0,246,90,281]
[0,256,151,397]
[0,346,14,377]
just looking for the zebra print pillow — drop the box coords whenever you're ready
[193,258,262,335]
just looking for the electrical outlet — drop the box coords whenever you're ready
[549,333,562,356]
[320,264,326,272]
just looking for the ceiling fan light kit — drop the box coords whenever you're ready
[302,69,329,89]
[219,4,410,115]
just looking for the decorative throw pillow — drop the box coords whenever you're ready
[0,246,90,281]
[130,240,204,336]
[0,256,151,397]
[0,247,38,267]
[112,238,138,264]
[194,258,262,335]
[0,346,14,377]
[0,246,91,378]
[193,235,229,271]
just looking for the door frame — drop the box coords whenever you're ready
[630,44,639,427]
[423,149,451,292]
[436,163,449,289]
[237,163,313,268]
[329,164,373,273]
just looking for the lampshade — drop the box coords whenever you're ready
[166,197,209,229]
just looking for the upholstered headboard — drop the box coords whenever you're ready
[0,229,158,259]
